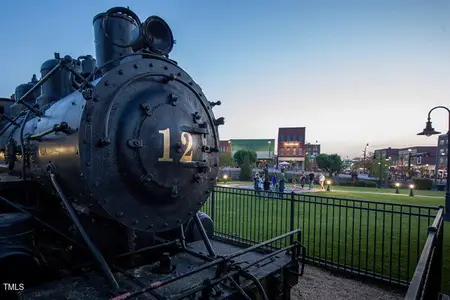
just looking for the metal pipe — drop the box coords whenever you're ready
[193,213,216,257]
[17,62,64,116]
[49,173,119,290]
[111,229,301,300]
[0,113,22,136]
[0,115,19,126]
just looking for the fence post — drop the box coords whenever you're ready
[427,207,444,300]
[211,188,215,221]
[290,192,295,245]
[433,208,444,297]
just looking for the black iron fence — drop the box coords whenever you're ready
[202,186,443,290]
[404,207,444,300]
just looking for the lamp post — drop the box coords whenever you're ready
[376,151,390,188]
[395,182,400,194]
[407,148,412,180]
[326,180,331,191]
[268,140,272,166]
[409,184,415,197]
[363,143,369,174]
[417,105,449,221]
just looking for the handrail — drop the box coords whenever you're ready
[404,207,444,300]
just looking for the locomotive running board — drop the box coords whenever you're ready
[49,173,120,290]
[109,228,304,300]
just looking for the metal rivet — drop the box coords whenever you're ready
[177,72,182,76]
[149,63,153,67]
[133,64,139,69]
[116,212,123,217]
[148,224,154,228]
[105,81,110,86]
[133,220,139,225]
[163,223,168,227]
[164,66,168,70]
[118,70,124,75]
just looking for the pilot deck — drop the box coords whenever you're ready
[20,239,300,300]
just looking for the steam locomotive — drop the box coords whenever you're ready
[0,7,303,300]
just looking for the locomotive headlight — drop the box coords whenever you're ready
[143,16,174,56]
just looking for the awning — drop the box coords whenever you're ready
[278,156,305,162]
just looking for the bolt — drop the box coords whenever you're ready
[116,212,123,217]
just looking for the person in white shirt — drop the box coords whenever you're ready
[319,173,326,190]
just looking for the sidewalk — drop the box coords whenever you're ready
[217,183,323,194]
[330,189,442,199]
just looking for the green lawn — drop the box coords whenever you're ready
[204,186,449,293]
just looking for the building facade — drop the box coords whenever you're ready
[437,134,448,171]
[373,146,437,170]
[229,139,275,161]
[277,127,306,166]
[305,143,321,157]
[219,140,231,153]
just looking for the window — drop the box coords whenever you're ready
[299,135,304,142]
[286,135,290,142]
[287,147,291,153]
[440,139,445,145]
[299,148,303,155]
[293,148,297,155]
[280,135,284,142]
[417,156,422,165]
[280,148,284,155]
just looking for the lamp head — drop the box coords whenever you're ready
[395,183,400,187]
[417,120,441,137]
[326,180,331,185]
[409,184,414,189]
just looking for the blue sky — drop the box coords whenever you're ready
[1,0,450,158]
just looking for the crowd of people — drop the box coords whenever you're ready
[253,166,327,197]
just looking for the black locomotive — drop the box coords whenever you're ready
[0,7,303,300]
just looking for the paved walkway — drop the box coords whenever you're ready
[330,189,442,199]
[217,183,443,199]
[217,183,323,194]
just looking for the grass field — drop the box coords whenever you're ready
[204,184,449,293]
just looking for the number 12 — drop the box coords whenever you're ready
[158,128,193,162]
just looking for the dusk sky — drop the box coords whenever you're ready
[1,0,449,158]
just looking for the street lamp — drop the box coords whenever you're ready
[326,180,331,191]
[395,182,400,194]
[417,105,449,220]
[375,152,390,188]
[223,174,228,184]
[409,184,414,197]
[363,143,369,174]
[268,141,272,164]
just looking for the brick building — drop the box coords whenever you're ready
[374,146,438,170]
[305,143,321,156]
[219,140,231,153]
[277,127,306,168]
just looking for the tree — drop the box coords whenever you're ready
[316,153,343,177]
[304,155,312,171]
[239,155,252,181]
[219,152,234,168]
[233,149,257,167]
